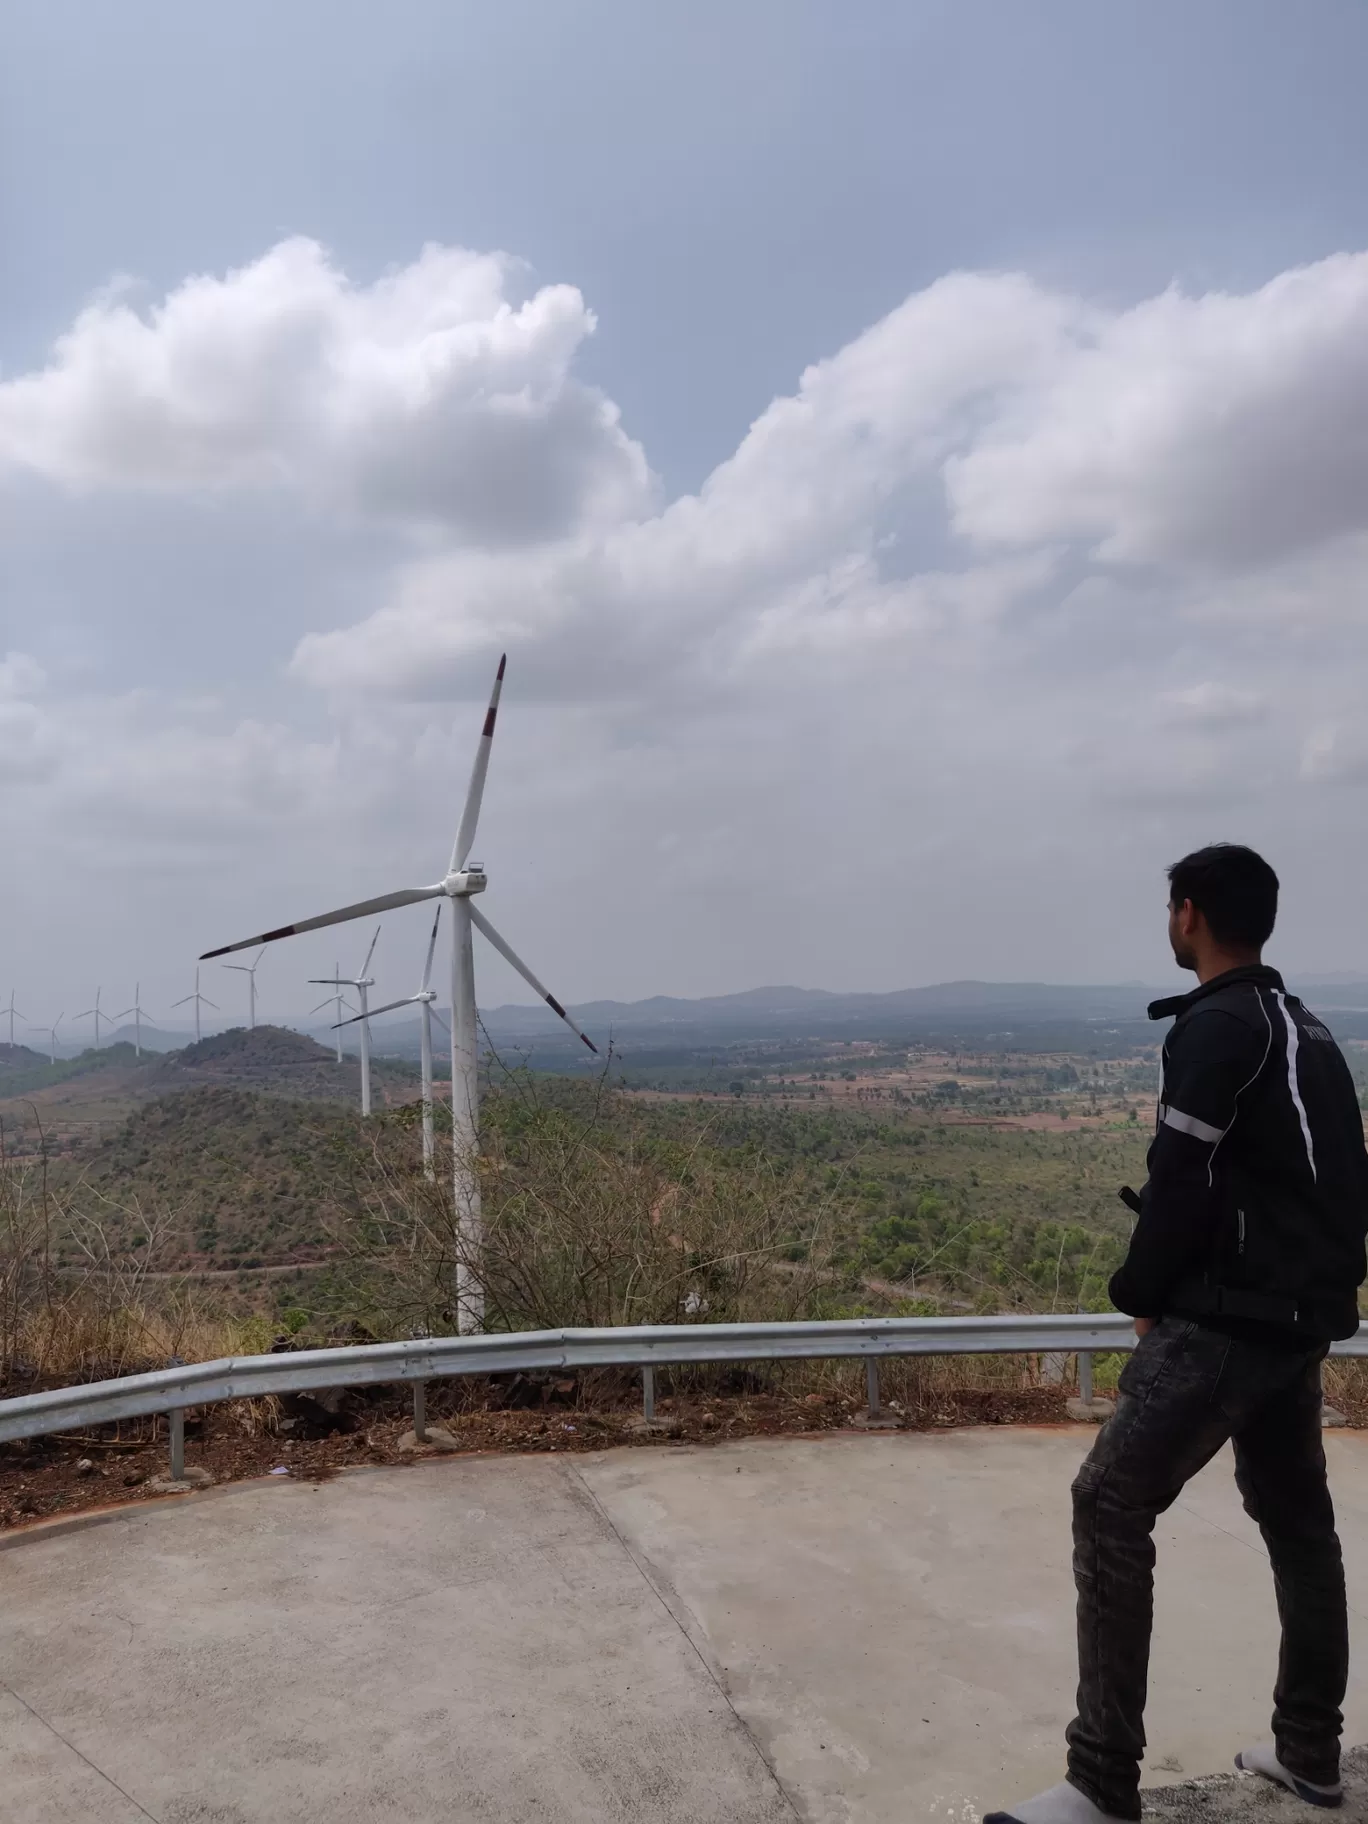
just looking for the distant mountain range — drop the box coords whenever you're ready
[15,976,1368,1071]
[353,974,1368,1064]
[477,979,1162,1035]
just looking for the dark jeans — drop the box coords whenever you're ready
[1066,1317,1346,1819]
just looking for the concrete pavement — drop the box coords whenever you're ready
[3,1427,1367,1822]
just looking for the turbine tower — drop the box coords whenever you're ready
[222,947,265,1029]
[30,1014,63,1066]
[115,982,151,1057]
[308,929,380,1115]
[172,968,219,1044]
[335,905,445,1176]
[200,656,597,1332]
[4,990,26,1051]
[310,964,357,1066]
[75,987,108,1049]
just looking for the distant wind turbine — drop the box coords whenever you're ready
[335,904,445,1177]
[115,982,151,1058]
[75,987,108,1049]
[200,655,597,1333]
[310,965,358,1066]
[4,990,26,1051]
[172,968,219,1044]
[308,929,380,1116]
[29,1014,63,1066]
[222,947,265,1029]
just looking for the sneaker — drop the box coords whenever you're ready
[984,1779,1135,1824]
[1235,1743,1342,1809]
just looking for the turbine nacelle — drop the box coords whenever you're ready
[442,868,487,897]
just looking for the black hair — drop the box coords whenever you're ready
[1168,843,1279,950]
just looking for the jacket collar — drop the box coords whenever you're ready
[1148,963,1286,1022]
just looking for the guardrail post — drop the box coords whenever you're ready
[1078,1352,1094,1406]
[169,1407,185,1483]
[413,1380,428,1444]
[865,1358,880,1420]
[642,1365,656,1423]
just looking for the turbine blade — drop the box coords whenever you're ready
[420,902,442,994]
[200,886,442,959]
[468,904,598,1053]
[449,653,506,873]
[201,995,219,1010]
[172,995,193,1008]
[360,924,381,978]
[332,993,417,1029]
[430,1007,450,1035]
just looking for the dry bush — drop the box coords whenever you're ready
[1,1118,250,1388]
[1323,1356,1368,1425]
[0,1125,55,1379]
[328,1078,840,1341]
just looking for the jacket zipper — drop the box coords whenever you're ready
[1238,1208,1246,1256]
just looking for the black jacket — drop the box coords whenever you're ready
[1109,964,1368,1342]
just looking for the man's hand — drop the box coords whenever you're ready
[1134,1317,1157,1339]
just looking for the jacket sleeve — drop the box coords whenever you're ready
[1109,1008,1265,1318]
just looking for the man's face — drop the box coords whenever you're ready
[1168,898,1199,972]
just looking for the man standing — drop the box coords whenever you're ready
[990,844,1368,1824]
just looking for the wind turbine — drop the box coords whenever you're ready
[308,929,380,1116]
[172,968,219,1044]
[334,905,445,1176]
[75,987,108,1049]
[223,947,265,1029]
[115,982,151,1057]
[29,1014,63,1066]
[4,990,26,1051]
[310,964,358,1066]
[200,655,597,1332]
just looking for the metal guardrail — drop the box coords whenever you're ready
[1,1314,1363,1479]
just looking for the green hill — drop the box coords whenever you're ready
[74,1085,367,1268]
[149,1025,395,1101]
[0,1026,421,1117]
[0,1040,48,1074]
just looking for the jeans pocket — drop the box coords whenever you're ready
[1118,1319,1193,1399]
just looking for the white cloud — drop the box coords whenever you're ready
[947,251,1368,571]
[1301,725,1368,785]
[0,239,652,543]
[290,251,1368,706]
[1159,682,1269,727]
[0,650,46,696]
[8,240,1368,1007]
[0,652,54,782]
[291,270,1075,696]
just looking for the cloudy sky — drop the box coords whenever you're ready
[4,1,1368,1032]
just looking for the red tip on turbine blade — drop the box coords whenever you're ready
[581,1033,599,1054]
[481,654,508,731]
